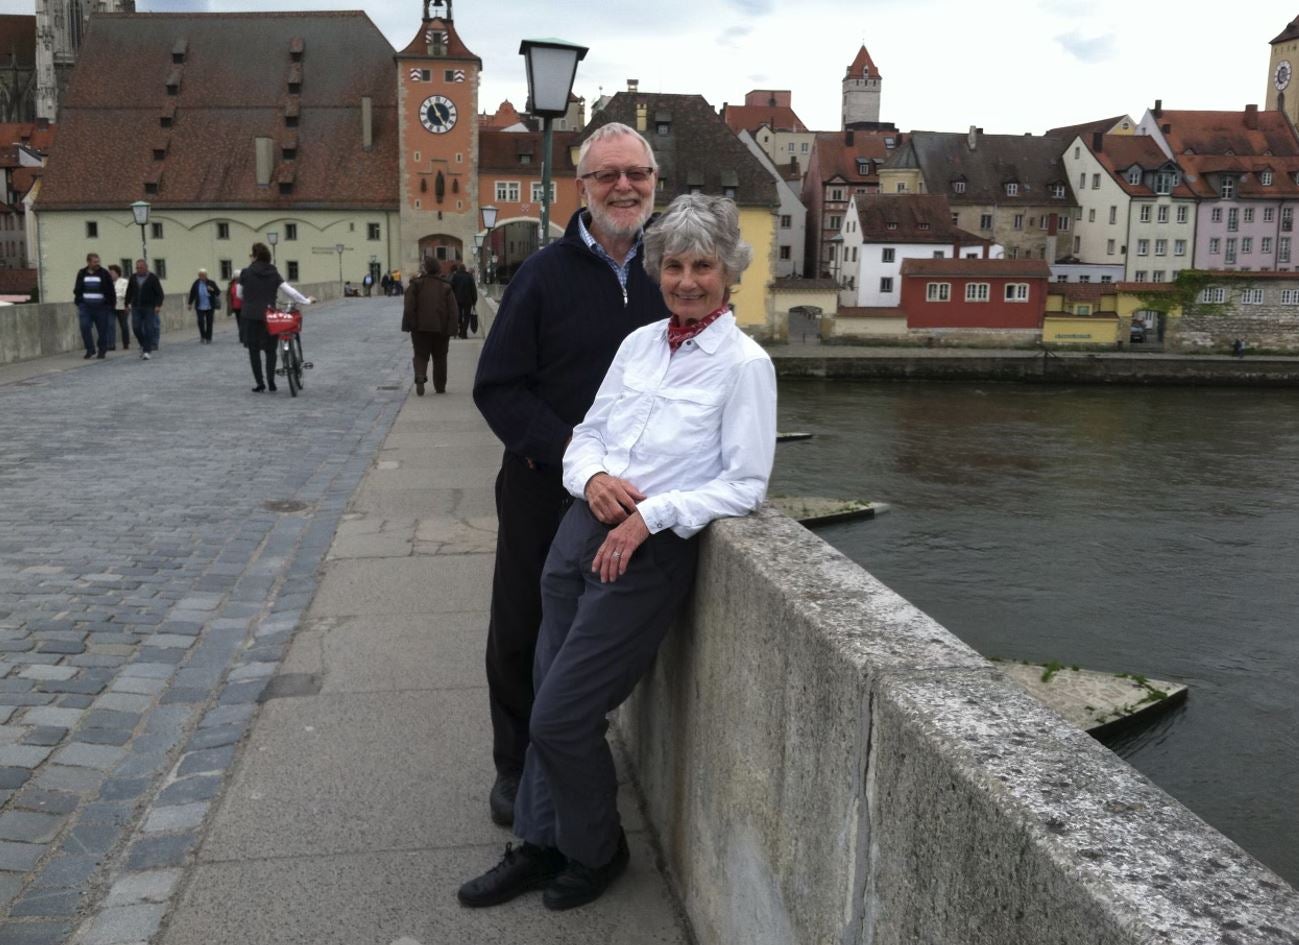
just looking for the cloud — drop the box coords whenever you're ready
[1054,30,1116,64]
[717,24,753,48]
[728,0,774,12]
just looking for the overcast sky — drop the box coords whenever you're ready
[0,0,1291,134]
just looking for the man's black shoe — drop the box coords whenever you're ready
[489,774,518,826]
[457,842,566,908]
[542,830,630,911]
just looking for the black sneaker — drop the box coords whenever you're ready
[489,774,518,826]
[457,842,566,908]
[543,830,629,911]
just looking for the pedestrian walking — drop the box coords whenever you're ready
[109,264,130,351]
[380,272,392,296]
[124,259,164,359]
[402,256,458,396]
[459,193,776,912]
[73,252,117,359]
[239,242,312,392]
[471,121,667,829]
[187,268,221,344]
[362,271,374,297]
[450,262,478,338]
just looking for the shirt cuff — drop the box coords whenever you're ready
[567,461,608,501]
[635,494,675,535]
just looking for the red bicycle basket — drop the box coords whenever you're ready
[265,308,301,336]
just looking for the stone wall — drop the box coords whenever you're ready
[1170,313,1299,354]
[0,279,345,365]
[615,507,1299,945]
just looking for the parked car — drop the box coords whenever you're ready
[1130,322,1146,343]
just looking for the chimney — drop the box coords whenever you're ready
[361,96,373,150]
[254,136,274,187]
[845,130,854,145]
[968,125,978,150]
[1245,104,1259,130]
[1153,99,1163,118]
[627,78,639,93]
[1092,132,1103,152]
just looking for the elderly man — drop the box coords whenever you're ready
[186,268,220,344]
[124,259,164,360]
[72,252,116,359]
[472,122,666,829]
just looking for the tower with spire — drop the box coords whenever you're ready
[395,0,481,281]
[842,45,882,129]
[1268,16,1299,128]
[35,0,135,120]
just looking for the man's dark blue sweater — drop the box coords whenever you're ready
[473,208,667,467]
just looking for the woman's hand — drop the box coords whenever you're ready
[584,472,645,525]
[592,511,650,584]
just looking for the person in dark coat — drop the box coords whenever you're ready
[72,252,117,359]
[186,269,221,344]
[401,256,458,395]
[122,259,164,359]
[450,262,479,338]
[238,243,312,392]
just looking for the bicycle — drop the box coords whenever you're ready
[265,302,313,397]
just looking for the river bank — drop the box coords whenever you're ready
[767,344,1299,386]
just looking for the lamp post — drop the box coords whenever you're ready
[335,243,345,292]
[473,233,485,285]
[480,204,498,283]
[519,37,587,249]
[267,231,278,265]
[130,200,151,265]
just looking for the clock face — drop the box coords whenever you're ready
[1277,60,1293,92]
[420,95,458,134]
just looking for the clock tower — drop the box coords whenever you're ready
[395,0,481,280]
[1267,16,1299,128]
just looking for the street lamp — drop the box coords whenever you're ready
[473,232,486,285]
[519,37,587,249]
[130,200,151,265]
[267,230,278,265]
[480,204,498,283]
[335,243,345,292]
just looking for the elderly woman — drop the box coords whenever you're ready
[458,194,776,912]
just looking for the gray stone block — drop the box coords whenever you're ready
[155,775,220,807]
[7,887,81,917]
[104,868,182,907]
[53,742,126,771]
[142,801,208,834]
[0,810,65,843]
[0,744,54,769]
[78,902,166,945]
[0,919,72,944]
[125,831,198,871]
[0,839,47,871]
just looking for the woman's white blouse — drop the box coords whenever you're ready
[562,311,777,539]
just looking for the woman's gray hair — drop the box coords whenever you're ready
[643,193,752,284]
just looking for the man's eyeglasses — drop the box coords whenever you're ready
[579,166,654,185]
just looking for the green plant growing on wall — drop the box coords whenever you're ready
[1137,269,1251,318]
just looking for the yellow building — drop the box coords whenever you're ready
[1043,283,1118,345]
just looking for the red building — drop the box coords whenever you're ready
[900,258,1050,329]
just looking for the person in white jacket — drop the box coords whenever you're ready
[459,194,776,912]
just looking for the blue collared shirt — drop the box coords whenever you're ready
[577,212,644,301]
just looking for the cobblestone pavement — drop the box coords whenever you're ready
[0,298,411,942]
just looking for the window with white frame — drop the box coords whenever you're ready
[881,247,895,263]
[1088,208,1096,222]
[1262,237,1273,254]
[495,180,520,201]
[780,214,791,229]
[880,277,893,293]
[1262,170,1274,186]
[1157,205,1169,224]
[1155,170,1177,193]
[1281,289,1299,305]
[965,282,990,302]
[1226,238,1237,263]
[1108,205,1117,224]
[829,187,844,201]
[1134,271,1147,282]
[1137,239,1150,255]
[1139,205,1152,223]
[1152,271,1166,282]
[1265,207,1276,223]
[1155,239,1167,256]
[1174,239,1187,256]
[827,215,841,230]
[1100,275,1113,283]
[1059,214,1070,230]
[1244,207,1255,224]
[1107,239,1116,255]
[952,180,966,194]
[926,282,950,301]
[1092,173,1101,190]
[1006,182,1019,196]
[1127,167,1142,185]
[1209,238,1221,254]
[979,213,992,229]
[1282,237,1293,262]
[1242,237,1254,254]
[530,181,557,203]
[1051,184,1066,198]
[1221,177,1236,198]
[1013,214,1023,229]
[1078,275,1091,283]
[1199,287,1227,303]
[1079,172,1086,189]
[1227,208,1239,231]
[1177,205,1189,224]
[1241,288,1264,304]
[1211,207,1223,223]
[1004,283,1029,301]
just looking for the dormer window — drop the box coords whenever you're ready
[886,222,898,230]
[1005,182,1019,196]
[1050,183,1065,198]
[722,186,736,199]
[1154,171,1177,195]
[1221,177,1236,199]
[917,222,930,230]
[518,153,532,165]
[857,159,869,175]
[952,180,966,194]
[884,137,896,149]
[1127,166,1142,185]
[1262,170,1274,186]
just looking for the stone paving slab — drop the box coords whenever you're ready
[306,557,492,617]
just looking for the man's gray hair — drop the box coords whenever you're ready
[643,193,752,283]
[576,122,658,175]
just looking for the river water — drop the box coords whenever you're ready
[771,378,1299,888]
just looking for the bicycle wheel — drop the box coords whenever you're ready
[284,337,299,397]
[293,335,306,391]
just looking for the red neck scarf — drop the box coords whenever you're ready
[667,304,728,353]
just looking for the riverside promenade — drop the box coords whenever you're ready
[0,296,687,944]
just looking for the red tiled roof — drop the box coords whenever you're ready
[722,104,807,135]
[845,45,880,79]
[0,122,55,153]
[479,128,580,173]
[810,129,903,184]
[1086,134,1196,198]
[900,258,1051,278]
[39,12,399,210]
[10,166,40,198]
[1047,283,1115,301]
[396,16,480,62]
[852,193,984,244]
[481,100,524,129]
[1155,109,1299,198]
